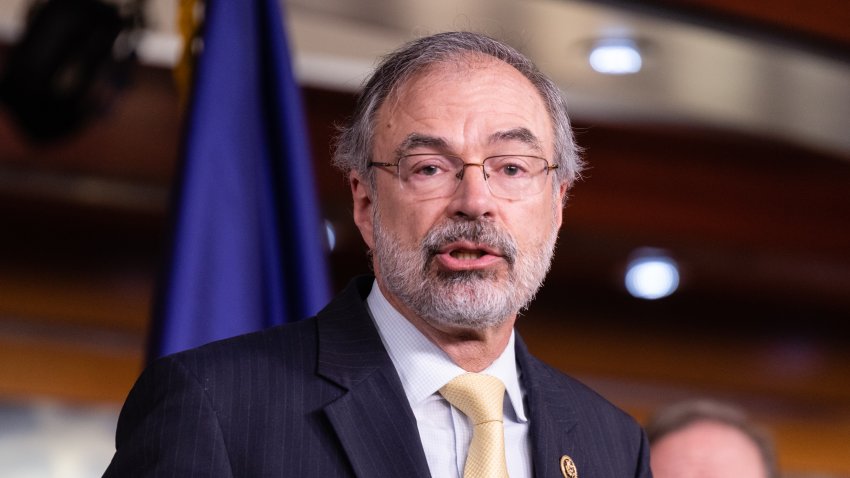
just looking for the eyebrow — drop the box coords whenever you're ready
[394,133,450,159]
[394,127,543,159]
[488,127,544,154]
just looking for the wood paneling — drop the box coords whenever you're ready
[614,0,850,51]
[0,325,142,403]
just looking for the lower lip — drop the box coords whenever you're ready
[434,252,505,271]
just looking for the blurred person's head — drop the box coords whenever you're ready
[647,399,777,478]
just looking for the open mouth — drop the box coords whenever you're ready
[434,241,505,271]
[450,249,485,260]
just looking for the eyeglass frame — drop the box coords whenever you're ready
[367,153,559,200]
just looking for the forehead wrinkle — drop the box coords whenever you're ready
[488,127,543,154]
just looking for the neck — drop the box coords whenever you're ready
[416,319,515,372]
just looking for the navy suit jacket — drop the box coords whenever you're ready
[105,277,651,477]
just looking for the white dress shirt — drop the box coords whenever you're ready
[367,281,532,478]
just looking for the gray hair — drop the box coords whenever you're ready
[332,31,583,193]
[646,399,779,478]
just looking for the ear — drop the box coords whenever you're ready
[350,171,375,250]
[554,181,569,228]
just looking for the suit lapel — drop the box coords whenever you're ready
[516,335,581,478]
[316,278,431,478]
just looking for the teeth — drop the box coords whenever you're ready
[451,251,483,260]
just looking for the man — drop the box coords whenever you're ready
[647,399,777,478]
[105,31,650,477]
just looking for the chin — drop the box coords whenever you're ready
[417,277,519,328]
[423,309,511,331]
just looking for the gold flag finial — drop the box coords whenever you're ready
[174,0,204,108]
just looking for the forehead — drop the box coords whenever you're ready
[374,55,553,154]
[653,421,767,477]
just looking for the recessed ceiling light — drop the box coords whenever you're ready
[624,249,679,299]
[589,39,642,75]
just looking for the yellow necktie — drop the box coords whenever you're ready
[439,373,510,478]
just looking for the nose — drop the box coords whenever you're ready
[448,162,493,219]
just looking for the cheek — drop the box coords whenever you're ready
[376,199,441,243]
[507,201,556,244]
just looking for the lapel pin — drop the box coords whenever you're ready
[560,455,578,478]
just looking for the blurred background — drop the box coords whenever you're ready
[0,0,848,476]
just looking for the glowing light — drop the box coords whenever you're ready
[625,251,679,299]
[589,40,642,75]
[324,220,336,251]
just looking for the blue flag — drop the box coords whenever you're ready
[149,0,331,358]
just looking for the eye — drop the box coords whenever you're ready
[415,163,441,176]
[489,156,532,178]
[503,164,522,177]
[403,155,454,179]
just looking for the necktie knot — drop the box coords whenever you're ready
[439,373,506,425]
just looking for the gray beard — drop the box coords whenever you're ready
[372,208,559,330]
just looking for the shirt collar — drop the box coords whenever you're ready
[367,280,527,422]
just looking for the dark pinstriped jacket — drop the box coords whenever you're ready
[104,276,651,477]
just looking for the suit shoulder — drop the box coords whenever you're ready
[528,355,641,430]
[520,351,652,476]
[160,317,319,375]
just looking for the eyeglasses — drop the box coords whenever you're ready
[368,153,558,200]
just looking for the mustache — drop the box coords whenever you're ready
[421,219,518,266]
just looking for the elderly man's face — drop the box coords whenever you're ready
[352,56,566,330]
